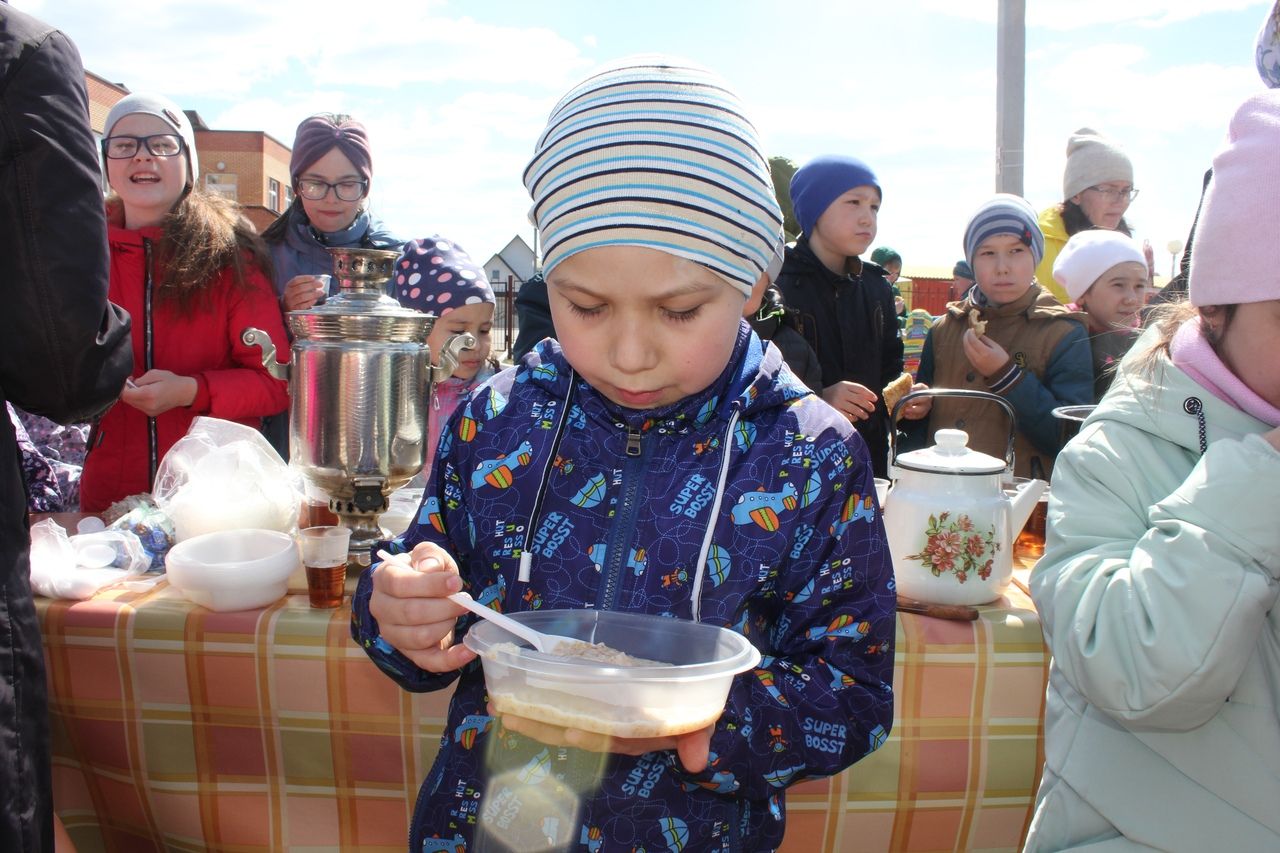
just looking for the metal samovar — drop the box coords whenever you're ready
[242,247,473,560]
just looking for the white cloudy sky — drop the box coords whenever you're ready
[16,0,1272,275]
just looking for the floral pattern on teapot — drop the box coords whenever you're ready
[905,512,1000,584]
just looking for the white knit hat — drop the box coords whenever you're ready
[1052,231,1146,303]
[1062,128,1133,201]
[104,92,199,188]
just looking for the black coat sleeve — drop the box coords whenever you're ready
[0,25,132,423]
[878,280,904,388]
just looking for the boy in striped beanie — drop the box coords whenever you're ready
[353,56,895,853]
[901,194,1092,479]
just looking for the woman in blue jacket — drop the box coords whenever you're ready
[259,113,402,454]
[260,113,402,311]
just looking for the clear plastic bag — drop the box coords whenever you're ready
[107,499,176,572]
[29,519,151,599]
[154,417,303,541]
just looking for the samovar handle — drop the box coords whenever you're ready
[241,327,290,382]
[430,332,477,383]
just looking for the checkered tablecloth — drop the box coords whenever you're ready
[38,571,1046,853]
[779,572,1048,853]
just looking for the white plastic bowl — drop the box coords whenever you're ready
[463,609,761,738]
[380,487,424,538]
[164,528,300,612]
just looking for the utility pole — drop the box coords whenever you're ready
[996,0,1026,196]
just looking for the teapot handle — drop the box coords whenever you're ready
[889,388,1017,471]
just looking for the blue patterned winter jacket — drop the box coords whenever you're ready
[351,321,896,853]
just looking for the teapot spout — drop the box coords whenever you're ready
[1009,477,1048,536]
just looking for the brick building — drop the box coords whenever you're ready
[81,70,290,232]
[188,113,293,232]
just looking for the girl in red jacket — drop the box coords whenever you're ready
[80,93,290,512]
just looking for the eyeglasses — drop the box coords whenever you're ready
[1086,185,1139,202]
[103,134,184,159]
[295,178,369,202]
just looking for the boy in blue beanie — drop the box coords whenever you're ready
[351,58,895,853]
[776,155,913,478]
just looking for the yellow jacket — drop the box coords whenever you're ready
[1035,206,1070,303]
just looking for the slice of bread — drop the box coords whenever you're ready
[969,308,987,336]
[883,372,914,414]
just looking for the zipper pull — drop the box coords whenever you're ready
[625,427,642,457]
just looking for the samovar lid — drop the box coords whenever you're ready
[287,247,437,343]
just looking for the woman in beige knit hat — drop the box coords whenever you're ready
[1035,128,1149,302]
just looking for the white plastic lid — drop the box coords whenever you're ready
[75,542,117,569]
[76,516,107,535]
[896,429,1007,475]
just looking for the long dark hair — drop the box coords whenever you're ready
[1060,199,1132,238]
[158,189,273,315]
[259,195,302,244]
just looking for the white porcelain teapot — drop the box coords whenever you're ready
[884,390,1046,605]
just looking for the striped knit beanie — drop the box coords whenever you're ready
[963,194,1044,267]
[523,57,785,297]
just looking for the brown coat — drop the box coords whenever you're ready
[919,285,1090,479]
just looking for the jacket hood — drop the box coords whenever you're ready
[1082,324,1270,454]
[946,282,1085,324]
[1038,205,1068,242]
[784,236,886,283]
[107,224,165,247]
[520,319,811,433]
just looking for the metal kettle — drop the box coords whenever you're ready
[242,247,474,557]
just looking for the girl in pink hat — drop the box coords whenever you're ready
[1027,90,1280,851]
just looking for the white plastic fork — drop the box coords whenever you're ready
[375,549,576,654]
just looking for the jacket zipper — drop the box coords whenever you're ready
[596,425,647,611]
[143,238,158,487]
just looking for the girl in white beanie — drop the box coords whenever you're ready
[1034,128,1151,303]
[1051,230,1148,400]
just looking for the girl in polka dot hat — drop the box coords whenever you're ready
[393,235,498,478]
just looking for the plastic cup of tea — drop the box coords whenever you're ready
[313,274,332,306]
[299,526,351,609]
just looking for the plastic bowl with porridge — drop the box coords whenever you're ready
[462,609,761,738]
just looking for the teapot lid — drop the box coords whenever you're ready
[895,429,1007,475]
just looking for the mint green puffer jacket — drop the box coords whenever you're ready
[1026,326,1280,851]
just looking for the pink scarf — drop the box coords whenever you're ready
[1170,315,1280,427]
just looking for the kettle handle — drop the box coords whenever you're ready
[889,388,1017,471]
